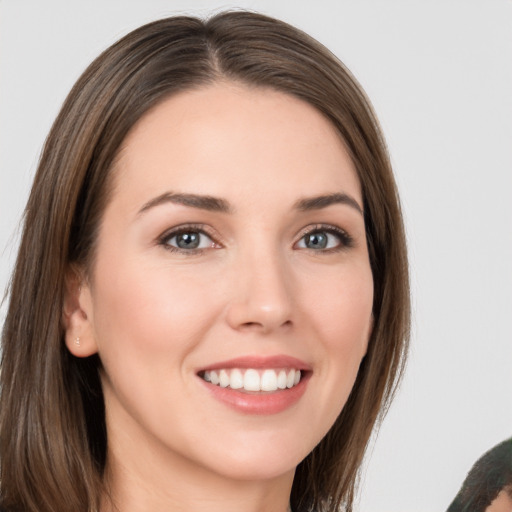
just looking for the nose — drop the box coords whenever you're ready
[225,249,294,334]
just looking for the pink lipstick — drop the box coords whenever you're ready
[196,355,311,415]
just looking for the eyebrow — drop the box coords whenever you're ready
[137,192,233,215]
[294,193,363,215]
[137,191,363,216]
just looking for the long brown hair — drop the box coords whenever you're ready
[0,11,410,512]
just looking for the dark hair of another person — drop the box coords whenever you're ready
[0,11,410,512]
[447,438,512,512]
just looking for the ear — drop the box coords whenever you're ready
[62,266,98,358]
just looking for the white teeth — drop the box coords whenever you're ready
[219,369,230,388]
[277,370,287,389]
[230,368,243,389]
[244,369,260,391]
[286,369,295,389]
[261,369,278,391]
[201,368,303,392]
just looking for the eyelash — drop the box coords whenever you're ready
[157,223,354,255]
[295,224,354,253]
[158,224,218,255]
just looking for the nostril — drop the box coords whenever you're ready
[242,322,259,327]
[239,319,293,332]
[239,321,265,332]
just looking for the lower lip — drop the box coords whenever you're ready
[198,373,310,415]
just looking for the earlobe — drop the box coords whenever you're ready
[62,268,98,358]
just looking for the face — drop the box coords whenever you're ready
[485,489,512,512]
[68,83,373,485]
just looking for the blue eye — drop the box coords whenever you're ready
[160,227,217,252]
[296,226,353,251]
[303,232,330,249]
[173,232,202,249]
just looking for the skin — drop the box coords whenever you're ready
[64,82,374,512]
[485,489,512,512]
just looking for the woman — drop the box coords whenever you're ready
[0,11,409,512]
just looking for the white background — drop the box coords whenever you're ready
[1,1,511,511]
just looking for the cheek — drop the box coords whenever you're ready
[89,256,226,429]
[90,254,222,364]
[300,263,373,425]
[307,263,373,353]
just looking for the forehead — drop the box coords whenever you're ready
[111,82,361,211]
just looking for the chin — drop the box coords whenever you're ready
[197,439,305,482]
[213,457,298,482]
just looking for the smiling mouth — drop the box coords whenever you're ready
[199,368,302,393]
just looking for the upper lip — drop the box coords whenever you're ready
[197,355,312,373]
